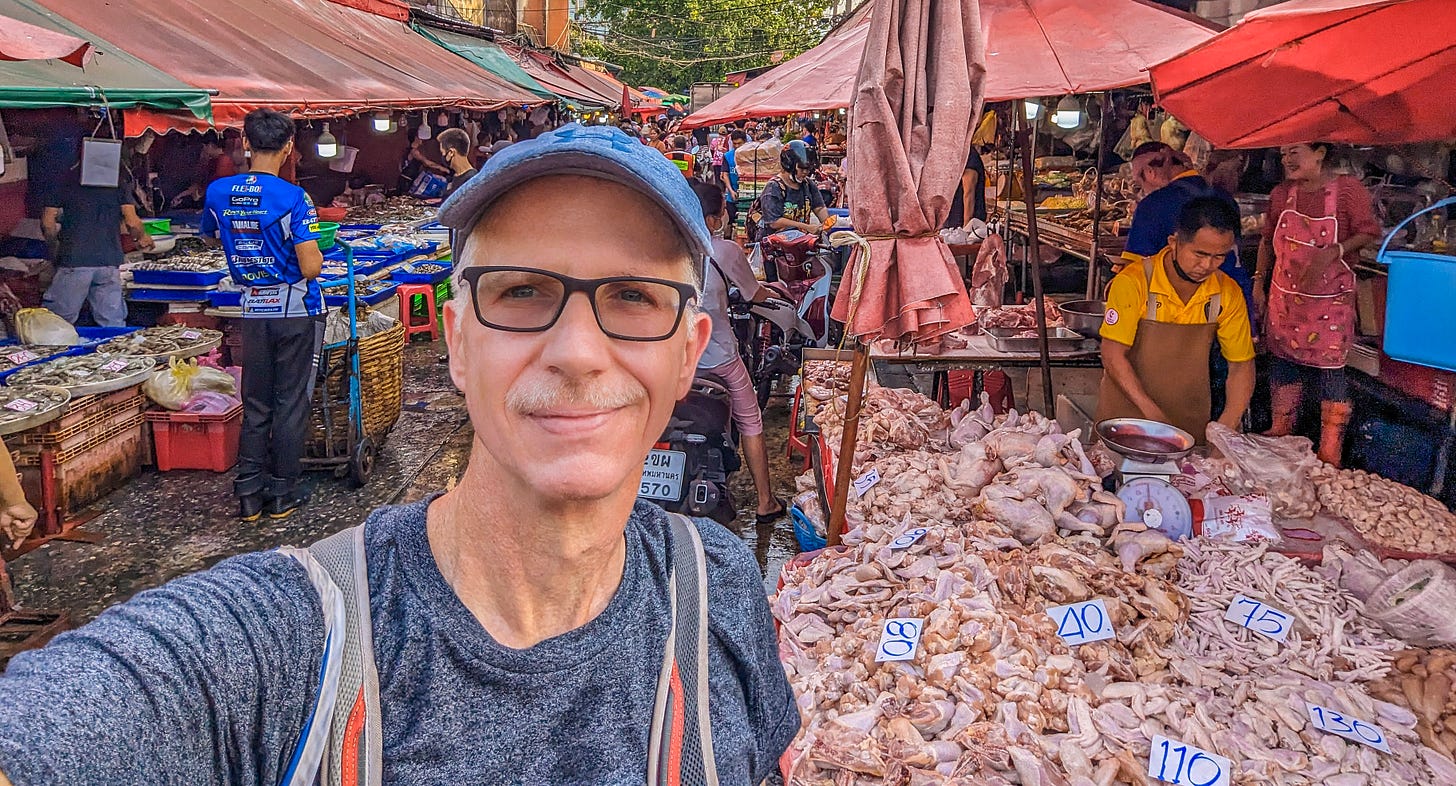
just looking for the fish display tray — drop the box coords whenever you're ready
[120,337,221,362]
[323,283,398,307]
[129,269,229,287]
[7,357,157,398]
[0,387,71,437]
[984,326,1095,354]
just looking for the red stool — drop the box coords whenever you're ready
[396,284,440,341]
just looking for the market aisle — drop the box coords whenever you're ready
[7,340,471,624]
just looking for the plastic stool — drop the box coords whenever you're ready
[396,283,440,341]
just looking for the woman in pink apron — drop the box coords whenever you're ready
[1254,142,1382,466]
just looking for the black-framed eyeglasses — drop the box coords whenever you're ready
[458,266,697,342]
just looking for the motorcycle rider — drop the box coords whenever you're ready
[758,141,830,237]
[690,179,785,524]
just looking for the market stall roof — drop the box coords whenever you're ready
[1151,0,1456,148]
[0,0,211,118]
[558,60,656,113]
[682,0,1220,129]
[31,0,544,132]
[505,46,613,109]
[0,9,91,66]
[410,24,571,105]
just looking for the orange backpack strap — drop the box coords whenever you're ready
[647,514,718,786]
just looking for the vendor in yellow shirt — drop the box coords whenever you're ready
[1096,197,1256,443]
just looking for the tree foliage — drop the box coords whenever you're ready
[574,0,837,92]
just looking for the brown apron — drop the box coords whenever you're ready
[1096,262,1220,444]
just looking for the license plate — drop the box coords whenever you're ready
[639,449,686,501]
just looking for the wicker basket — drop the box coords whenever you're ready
[1365,560,1456,646]
[307,321,405,457]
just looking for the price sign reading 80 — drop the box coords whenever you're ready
[874,618,923,662]
[1223,594,1293,642]
[1148,735,1231,786]
[1307,703,1390,752]
[1046,599,1116,646]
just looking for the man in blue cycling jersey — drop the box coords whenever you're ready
[202,109,325,521]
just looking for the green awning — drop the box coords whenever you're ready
[413,24,601,111]
[0,0,212,119]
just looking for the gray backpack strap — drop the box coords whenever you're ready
[647,513,719,786]
[280,525,384,786]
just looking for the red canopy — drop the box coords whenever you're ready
[506,45,616,108]
[0,10,91,66]
[1151,0,1456,148]
[683,0,1218,129]
[36,0,543,130]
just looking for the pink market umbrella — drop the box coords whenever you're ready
[829,0,985,344]
[0,12,93,67]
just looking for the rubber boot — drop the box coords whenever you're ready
[1265,383,1302,437]
[1317,400,1354,467]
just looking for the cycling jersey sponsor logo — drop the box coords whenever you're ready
[231,195,260,207]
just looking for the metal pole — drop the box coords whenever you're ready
[826,340,870,546]
[1019,101,1056,416]
[1085,93,1110,301]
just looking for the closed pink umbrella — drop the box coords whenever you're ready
[825,0,985,546]
[830,0,986,344]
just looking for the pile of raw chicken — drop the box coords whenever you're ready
[777,385,1456,785]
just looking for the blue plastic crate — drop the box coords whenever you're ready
[391,263,451,285]
[130,268,228,287]
[791,505,826,552]
[1379,196,1456,372]
[208,290,243,308]
[125,287,214,302]
[323,283,398,307]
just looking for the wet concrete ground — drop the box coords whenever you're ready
[7,339,801,625]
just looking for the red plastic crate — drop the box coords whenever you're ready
[145,404,243,472]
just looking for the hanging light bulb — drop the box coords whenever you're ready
[437,111,450,126]
[416,111,432,140]
[1052,96,1083,129]
[316,122,339,158]
[1023,100,1042,121]
[372,112,393,133]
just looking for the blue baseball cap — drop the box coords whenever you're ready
[439,123,712,263]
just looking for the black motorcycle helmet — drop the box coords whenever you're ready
[779,141,818,180]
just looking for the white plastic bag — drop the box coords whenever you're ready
[144,357,237,410]
[15,308,79,346]
[1194,492,1280,545]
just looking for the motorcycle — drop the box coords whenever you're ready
[638,373,741,525]
[739,229,839,406]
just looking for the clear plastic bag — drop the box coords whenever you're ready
[1205,422,1321,518]
[15,308,79,346]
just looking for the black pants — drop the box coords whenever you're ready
[1270,356,1349,402]
[236,316,323,499]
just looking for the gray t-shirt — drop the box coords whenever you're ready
[0,500,798,785]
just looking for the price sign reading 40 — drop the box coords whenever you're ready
[1307,703,1391,752]
[1148,735,1231,786]
[1223,594,1293,642]
[1046,599,1116,646]
[874,618,923,663]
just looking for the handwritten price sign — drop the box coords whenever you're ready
[101,359,130,372]
[3,398,36,412]
[1148,735,1231,786]
[1047,599,1116,646]
[888,527,929,550]
[5,351,37,364]
[1307,703,1390,752]
[874,618,923,662]
[1224,594,1293,642]
[852,468,881,497]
